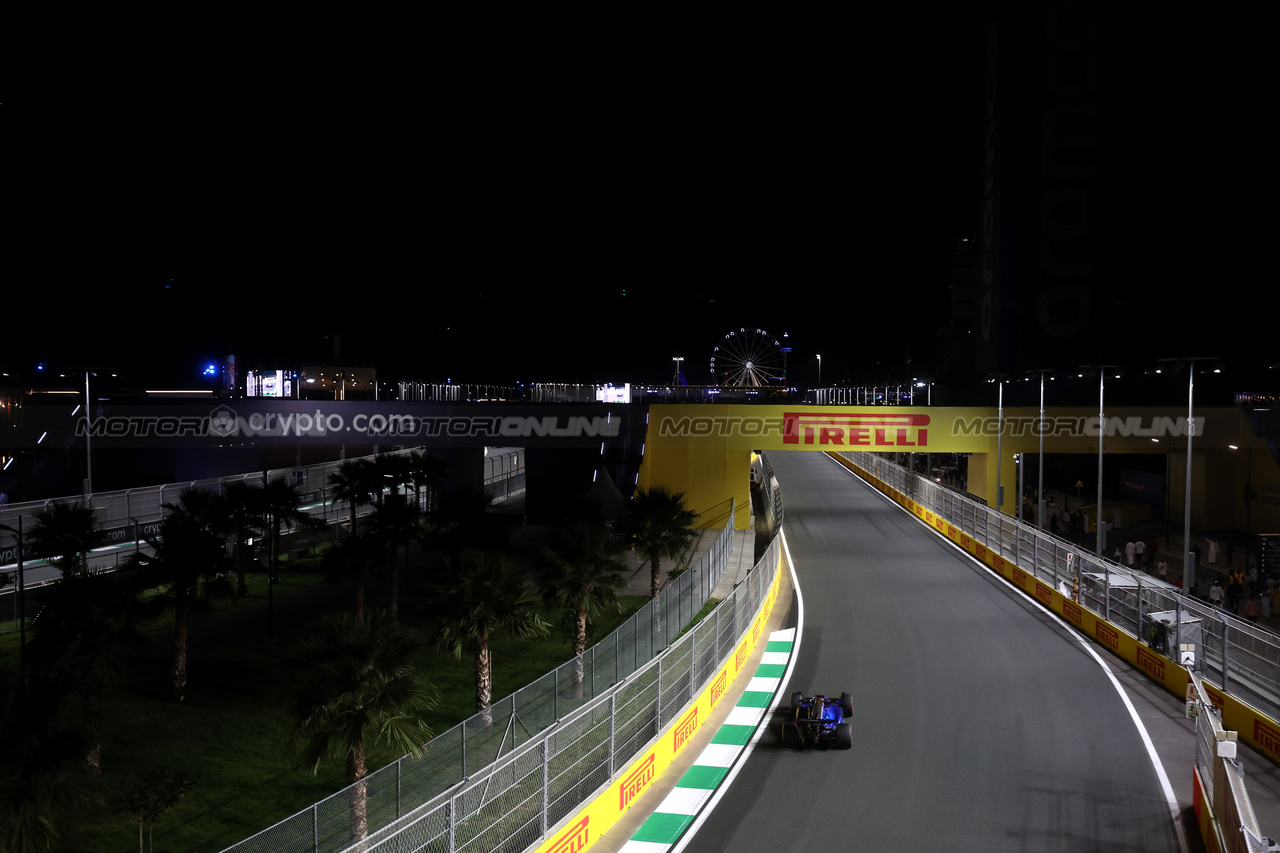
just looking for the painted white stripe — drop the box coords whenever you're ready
[745,677,779,693]
[761,651,790,665]
[692,743,741,767]
[772,627,796,641]
[619,841,670,853]
[725,705,765,727]
[655,785,713,816]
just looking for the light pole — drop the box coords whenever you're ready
[988,375,1008,512]
[1157,357,1221,594]
[816,354,822,403]
[1026,369,1053,529]
[1080,365,1121,557]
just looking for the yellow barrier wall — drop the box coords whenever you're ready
[531,546,784,853]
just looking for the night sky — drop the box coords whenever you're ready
[3,6,1268,396]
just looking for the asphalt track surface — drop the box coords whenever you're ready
[677,452,1184,853]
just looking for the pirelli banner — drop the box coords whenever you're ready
[647,403,1248,455]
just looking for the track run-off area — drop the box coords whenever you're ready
[601,450,1190,853]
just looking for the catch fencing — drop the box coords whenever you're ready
[222,499,745,853]
[836,449,1280,724]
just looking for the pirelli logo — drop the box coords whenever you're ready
[1034,581,1053,608]
[1096,621,1119,653]
[960,533,973,551]
[711,670,728,707]
[674,707,699,753]
[1063,600,1083,628]
[548,817,589,853]
[1012,565,1027,587]
[735,641,748,673]
[782,412,930,447]
[1255,720,1280,758]
[1136,647,1165,681]
[620,754,656,810]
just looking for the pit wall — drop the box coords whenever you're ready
[529,541,785,853]
[826,452,1280,765]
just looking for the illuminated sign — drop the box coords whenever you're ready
[782,412,930,447]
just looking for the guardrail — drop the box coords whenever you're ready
[1189,669,1273,853]
[221,502,740,853]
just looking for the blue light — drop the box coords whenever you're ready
[203,364,217,377]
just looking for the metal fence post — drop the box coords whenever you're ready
[655,657,663,731]
[1221,613,1231,694]
[540,739,550,835]
[608,694,616,778]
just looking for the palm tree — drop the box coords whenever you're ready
[367,490,421,622]
[28,502,106,579]
[258,477,315,585]
[624,486,697,599]
[537,519,629,697]
[423,548,550,725]
[131,488,236,703]
[26,569,156,774]
[222,480,264,598]
[328,459,379,535]
[320,529,389,622]
[285,611,436,843]
[407,451,447,521]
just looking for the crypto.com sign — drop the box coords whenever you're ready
[28,401,632,448]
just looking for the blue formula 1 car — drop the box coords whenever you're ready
[782,692,854,750]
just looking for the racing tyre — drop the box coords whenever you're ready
[836,723,853,750]
[791,692,803,714]
[841,692,853,718]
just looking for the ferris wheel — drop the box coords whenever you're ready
[710,328,786,387]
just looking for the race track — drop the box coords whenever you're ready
[679,452,1182,852]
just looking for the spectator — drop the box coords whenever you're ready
[1246,594,1260,624]
[1210,579,1225,608]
